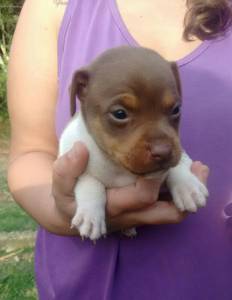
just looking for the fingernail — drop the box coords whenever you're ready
[202,168,209,177]
[68,142,83,159]
[72,142,80,153]
[67,147,77,160]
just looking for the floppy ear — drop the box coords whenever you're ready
[69,69,89,116]
[170,62,182,97]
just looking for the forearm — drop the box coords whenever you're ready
[7,152,78,236]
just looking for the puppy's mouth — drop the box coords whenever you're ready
[130,168,168,177]
[123,159,178,177]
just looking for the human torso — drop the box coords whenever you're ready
[36,1,232,299]
[54,0,202,60]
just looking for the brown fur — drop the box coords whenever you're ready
[70,47,182,174]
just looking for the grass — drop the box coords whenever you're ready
[0,5,37,298]
[0,202,38,300]
[0,199,38,300]
[0,120,38,300]
[0,247,37,300]
[0,200,37,232]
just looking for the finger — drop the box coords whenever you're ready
[106,178,162,218]
[136,201,188,225]
[191,161,209,185]
[52,142,89,198]
[108,201,187,231]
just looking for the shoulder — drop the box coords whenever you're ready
[20,0,68,35]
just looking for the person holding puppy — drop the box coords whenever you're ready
[7,0,232,299]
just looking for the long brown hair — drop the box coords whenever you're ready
[184,0,232,40]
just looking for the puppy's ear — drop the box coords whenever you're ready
[69,69,89,117]
[170,62,182,98]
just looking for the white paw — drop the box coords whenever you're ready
[122,227,137,238]
[171,173,209,213]
[71,207,106,241]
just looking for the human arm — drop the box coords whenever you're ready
[7,0,161,236]
[7,0,75,234]
[7,0,162,236]
[7,0,208,237]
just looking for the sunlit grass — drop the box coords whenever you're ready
[0,201,37,232]
[0,247,37,300]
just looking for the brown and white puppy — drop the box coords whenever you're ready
[59,46,208,240]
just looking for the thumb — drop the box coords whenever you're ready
[52,141,89,197]
[191,161,209,185]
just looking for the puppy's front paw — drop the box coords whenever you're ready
[71,207,106,241]
[171,173,209,212]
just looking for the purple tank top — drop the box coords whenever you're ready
[35,1,232,299]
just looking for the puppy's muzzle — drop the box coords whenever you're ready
[147,142,178,172]
[150,143,172,162]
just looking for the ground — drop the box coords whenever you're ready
[0,120,37,300]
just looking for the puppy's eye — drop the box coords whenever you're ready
[111,109,128,120]
[171,104,181,118]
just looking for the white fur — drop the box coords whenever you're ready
[167,152,208,212]
[59,112,208,240]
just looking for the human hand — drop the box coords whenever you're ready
[52,142,89,222]
[51,142,162,232]
[106,161,209,232]
[52,142,162,234]
[52,142,209,235]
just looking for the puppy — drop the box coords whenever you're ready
[59,46,208,240]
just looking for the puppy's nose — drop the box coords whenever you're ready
[150,143,172,162]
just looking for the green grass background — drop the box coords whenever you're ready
[0,3,37,299]
[0,200,37,232]
[0,121,38,300]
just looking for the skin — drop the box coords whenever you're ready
[53,142,208,234]
[7,0,209,236]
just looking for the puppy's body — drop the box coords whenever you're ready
[59,47,208,240]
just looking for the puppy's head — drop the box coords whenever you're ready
[70,47,182,175]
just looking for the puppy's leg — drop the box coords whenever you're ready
[71,175,107,240]
[166,152,209,212]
